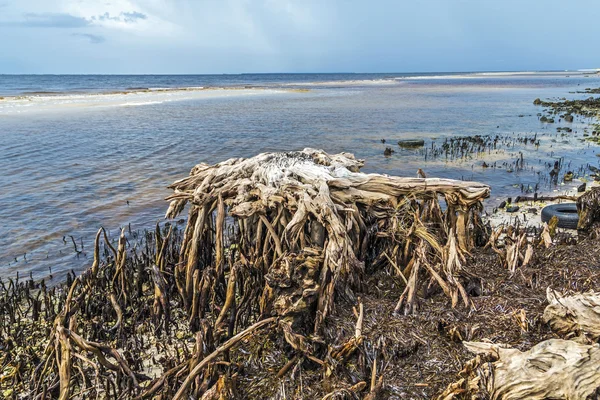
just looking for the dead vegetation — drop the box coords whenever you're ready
[1,149,599,399]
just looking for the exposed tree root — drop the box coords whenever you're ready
[1,149,495,399]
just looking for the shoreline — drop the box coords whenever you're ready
[0,86,298,115]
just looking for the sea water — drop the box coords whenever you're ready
[1,71,600,280]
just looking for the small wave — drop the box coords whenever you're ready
[475,71,538,76]
[395,71,563,80]
[21,91,65,95]
[394,73,484,80]
[284,79,398,87]
[144,86,206,92]
[120,101,164,106]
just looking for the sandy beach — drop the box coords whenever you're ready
[0,86,291,115]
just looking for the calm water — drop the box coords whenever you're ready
[1,72,600,280]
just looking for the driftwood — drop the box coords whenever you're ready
[513,194,577,203]
[577,187,600,231]
[486,227,534,273]
[456,340,600,400]
[166,149,490,330]
[544,288,600,340]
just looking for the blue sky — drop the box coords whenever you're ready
[1,0,599,74]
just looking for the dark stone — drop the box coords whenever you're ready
[564,114,574,122]
[499,201,507,208]
[578,183,587,192]
[465,278,482,297]
[506,206,520,213]
[527,208,538,214]
[564,171,574,182]
[397,139,425,148]
[533,98,542,105]
[383,147,394,156]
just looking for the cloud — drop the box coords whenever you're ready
[71,33,105,44]
[0,9,147,30]
[15,12,90,28]
[92,11,147,23]
[121,11,147,22]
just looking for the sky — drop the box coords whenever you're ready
[0,0,599,74]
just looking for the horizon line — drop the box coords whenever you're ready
[1,68,599,76]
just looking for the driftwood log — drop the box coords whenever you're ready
[166,149,490,335]
[443,340,600,400]
[544,288,600,341]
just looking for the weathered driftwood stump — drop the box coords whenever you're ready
[445,340,600,400]
[544,287,600,341]
[162,149,491,397]
[166,148,490,334]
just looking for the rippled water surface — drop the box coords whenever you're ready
[1,72,600,280]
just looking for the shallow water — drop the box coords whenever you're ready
[1,72,600,280]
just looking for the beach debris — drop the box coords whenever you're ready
[383,147,394,156]
[439,339,600,400]
[564,171,574,182]
[541,203,579,230]
[488,227,533,273]
[513,193,576,203]
[544,288,600,340]
[417,168,427,178]
[380,138,386,143]
[577,187,600,232]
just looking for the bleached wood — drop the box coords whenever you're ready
[462,339,600,400]
[166,149,490,331]
[543,288,600,340]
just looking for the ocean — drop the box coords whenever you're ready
[1,71,600,281]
